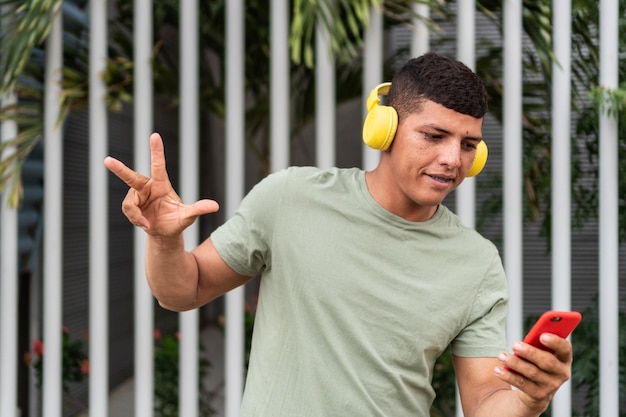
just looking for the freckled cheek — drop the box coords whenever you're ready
[462,153,476,171]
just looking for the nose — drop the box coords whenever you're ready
[439,142,462,169]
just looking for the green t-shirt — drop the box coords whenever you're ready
[211,167,508,416]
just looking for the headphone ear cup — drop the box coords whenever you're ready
[466,140,488,177]
[362,104,398,151]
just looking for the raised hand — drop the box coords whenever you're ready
[104,133,219,237]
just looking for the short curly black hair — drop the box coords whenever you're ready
[386,53,488,122]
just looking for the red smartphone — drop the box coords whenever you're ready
[504,310,582,373]
[522,310,582,353]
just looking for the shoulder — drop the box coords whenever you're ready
[262,166,363,191]
[438,206,498,249]
[435,206,505,279]
[240,166,361,209]
[257,166,328,186]
[280,166,361,180]
[242,166,317,196]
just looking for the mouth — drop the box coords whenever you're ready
[426,173,455,184]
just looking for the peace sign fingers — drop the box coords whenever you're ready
[103,155,150,192]
[149,132,171,184]
[105,133,201,237]
[104,132,174,195]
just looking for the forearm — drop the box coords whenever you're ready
[456,338,571,417]
[145,234,201,311]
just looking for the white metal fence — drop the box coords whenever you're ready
[0,1,622,417]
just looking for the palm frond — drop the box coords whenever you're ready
[0,0,62,95]
[290,0,445,68]
[0,0,86,207]
[0,121,43,207]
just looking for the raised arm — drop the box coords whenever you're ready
[104,133,251,311]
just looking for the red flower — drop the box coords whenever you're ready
[81,359,90,375]
[175,332,181,340]
[153,329,161,340]
[32,339,44,356]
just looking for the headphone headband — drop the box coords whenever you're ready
[366,82,392,111]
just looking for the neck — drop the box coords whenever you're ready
[364,168,439,222]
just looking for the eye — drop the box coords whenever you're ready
[423,132,443,140]
[462,141,478,151]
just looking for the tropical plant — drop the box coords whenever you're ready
[27,326,89,391]
[0,0,115,206]
[569,300,626,417]
[472,0,626,244]
[25,326,90,414]
[0,0,62,207]
[3,0,626,246]
[429,349,457,417]
[0,0,449,207]
[153,329,216,417]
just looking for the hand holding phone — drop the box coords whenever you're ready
[503,310,582,373]
[522,310,582,353]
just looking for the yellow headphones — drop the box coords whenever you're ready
[362,82,488,177]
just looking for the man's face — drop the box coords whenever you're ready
[377,99,484,221]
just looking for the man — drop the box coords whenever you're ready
[105,53,573,416]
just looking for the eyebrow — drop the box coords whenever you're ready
[423,125,483,142]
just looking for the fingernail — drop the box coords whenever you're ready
[498,352,507,362]
[540,333,552,343]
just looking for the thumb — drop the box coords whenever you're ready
[186,199,220,219]
[178,199,220,230]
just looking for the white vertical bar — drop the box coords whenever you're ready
[0,12,19,415]
[315,10,335,169]
[179,312,199,417]
[134,0,154,416]
[225,1,246,416]
[411,3,430,57]
[42,9,64,417]
[502,0,523,348]
[455,3,475,416]
[455,0,476,231]
[598,0,620,415]
[270,0,290,172]
[456,0,475,71]
[89,0,109,415]
[550,2,572,415]
[362,5,383,171]
[551,0,572,317]
[179,0,200,416]
[0,91,19,417]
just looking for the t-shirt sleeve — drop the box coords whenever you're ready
[450,250,509,357]
[210,169,288,277]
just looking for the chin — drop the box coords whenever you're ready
[411,198,443,210]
